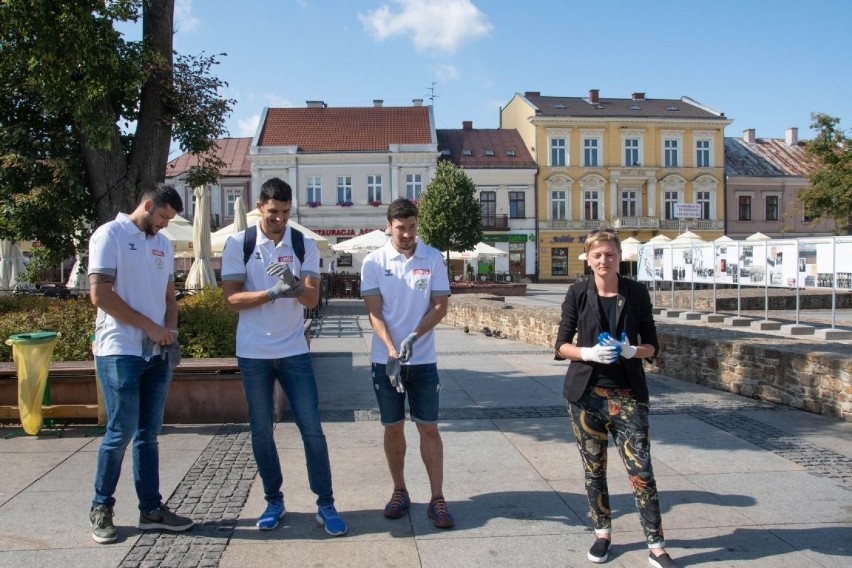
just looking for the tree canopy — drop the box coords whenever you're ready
[0,0,234,271]
[417,160,482,259]
[803,113,852,235]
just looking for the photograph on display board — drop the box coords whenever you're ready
[693,244,715,282]
[799,244,817,287]
[748,242,766,285]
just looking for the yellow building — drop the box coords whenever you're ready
[501,90,732,281]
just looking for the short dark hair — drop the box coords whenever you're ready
[139,184,183,214]
[259,177,293,203]
[387,198,418,222]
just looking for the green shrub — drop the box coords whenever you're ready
[176,288,237,358]
[0,288,237,362]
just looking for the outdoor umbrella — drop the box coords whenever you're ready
[746,232,771,241]
[210,210,330,254]
[160,214,195,258]
[0,239,21,293]
[233,196,248,233]
[330,229,389,253]
[65,252,89,292]
[620,236,642,261]
[447,242,508,260]
[185,186,217,289]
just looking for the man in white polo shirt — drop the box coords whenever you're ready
[220,177,347,537]
[360,198,454,528]
[88,185,193,544]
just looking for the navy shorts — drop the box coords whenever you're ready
[371,362,440,425]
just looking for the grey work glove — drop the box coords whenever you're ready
[398,333,418,363]
[266,262,305,301]
[163,340,181,370]
[386,357,404,393]
[580,344,618,364]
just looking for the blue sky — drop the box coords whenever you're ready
[149,0,850,156]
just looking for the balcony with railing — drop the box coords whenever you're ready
[540,219,606,231]
[611,216,659,229]
[481,214,510,230]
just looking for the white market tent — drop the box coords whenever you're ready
[211,210,330,254]
[330,229,389,253]
[447,242,508,260]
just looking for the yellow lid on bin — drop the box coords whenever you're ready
[6,332,59,345]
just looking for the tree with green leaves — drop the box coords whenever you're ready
[802,113,852,235]
[417,161,482,271]
[0,0,234,274]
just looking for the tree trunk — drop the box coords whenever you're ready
[79,0,175,227]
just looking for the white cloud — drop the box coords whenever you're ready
[360,0,492,53]
[174,0,200,33]
[265,94,297,108]
[434,64,460,82]
[237,115,261,138]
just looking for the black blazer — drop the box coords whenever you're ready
[555,276,659,403]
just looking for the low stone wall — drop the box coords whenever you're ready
[445,295,851,421]
[450,283,528,296]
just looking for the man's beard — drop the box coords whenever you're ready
[142,214,158,237]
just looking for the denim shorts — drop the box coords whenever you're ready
[371,362,440,425]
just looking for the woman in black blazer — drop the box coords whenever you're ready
[555,230,677,568]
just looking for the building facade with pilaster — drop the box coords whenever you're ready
[501,90,732,281]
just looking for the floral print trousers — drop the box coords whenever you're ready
[568,386,665,548]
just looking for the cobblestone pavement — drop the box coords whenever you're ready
[116,375,852,567]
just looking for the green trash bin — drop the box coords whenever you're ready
[5,332,59,435]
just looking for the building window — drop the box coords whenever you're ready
[621,190,637,217]
[225,189,241,218]
[550,137,566,166]
[405,173,422,201]
[765,195,779,221]
[306,176,322,204]
[509,191,525,219]
[583,190,600,220]
[696,139,711,168]
[336,176,352,204]
[696,191,711,219]
[479,191,497,227]
[583,138,599,167]
[551,248,568,276]
[367,175,382,203]
[624,138,640,166]
[664,139,679,168]
[551,190,567,220]
[335,238,353,267]
[664,191,680,220]
[738,196,752,221]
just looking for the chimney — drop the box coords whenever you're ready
[306,100,326,108]
[589,89,600,103]
[412,98,423,107]
[743,128,756,143]
[632,92,646,100]
[462,120,473,130]
[785,127,798,146]
[524,91,540,97]
[373,99,383,107]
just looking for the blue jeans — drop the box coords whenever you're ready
[92,354,172,513]
[238,354,334,507]
[371,363,440,425]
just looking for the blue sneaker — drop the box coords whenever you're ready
[256,499,286,530]
[315,505,348,536]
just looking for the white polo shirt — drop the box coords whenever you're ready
[221,225,320,359]
[360,239,450,365]
[89,213,175,357]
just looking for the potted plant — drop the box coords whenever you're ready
[306,201,321,208]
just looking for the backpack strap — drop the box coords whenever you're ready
[243,225,257,265]
[243,224,305,265]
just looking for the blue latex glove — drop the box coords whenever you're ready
[386,357,404,393]
[266,263,305,301]
[600,331,638,359]
[398,333,418,363]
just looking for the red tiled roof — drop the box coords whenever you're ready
[437,128,536,168]
[258,106,433,151]
[166,137,252,177]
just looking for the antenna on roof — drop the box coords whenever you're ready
[426,81,439,104]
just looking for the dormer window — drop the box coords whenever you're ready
[484,149,495,157]
[505,149,516,157]
[462,149,473,156]
[441,149,451,156]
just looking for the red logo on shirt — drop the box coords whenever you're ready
[152,249,164,257]
[278,255,294,263]
[413,269,430,276]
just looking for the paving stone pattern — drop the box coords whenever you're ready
[119,378,852,567]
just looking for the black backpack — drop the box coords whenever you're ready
[242,224,305,265]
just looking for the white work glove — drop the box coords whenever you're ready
[398,333,418,363]
[266,263,305,301]
[580,344,619,364]
[600,332,638,359]
[386,357,404,393]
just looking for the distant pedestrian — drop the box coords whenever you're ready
[220,177,347,536]
[555,229,677,568]
[88,184,193,544]
[360,198,454,528]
